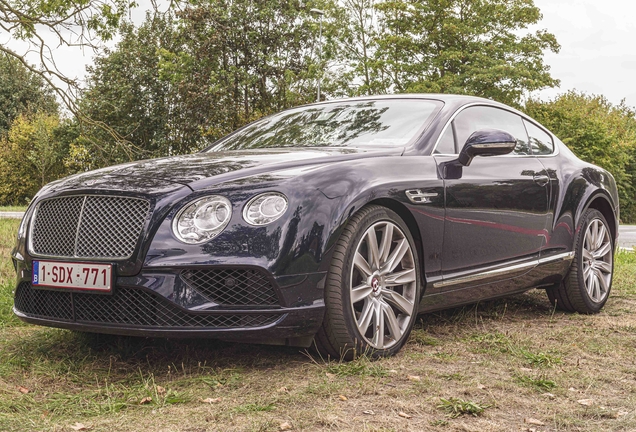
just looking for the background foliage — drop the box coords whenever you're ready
[525,92,636,222]
[1,0,636,223]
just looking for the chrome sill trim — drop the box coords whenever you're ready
[433,252,575,289]
[538,251,575,265]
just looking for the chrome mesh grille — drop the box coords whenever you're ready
[31,196,84,257]
[14,282,282,329]
[31,196,150,259]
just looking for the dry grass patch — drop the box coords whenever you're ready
[1,218,636,431]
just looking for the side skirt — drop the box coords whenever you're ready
[419,252,574,313]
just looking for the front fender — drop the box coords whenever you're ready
[143,156,445,286]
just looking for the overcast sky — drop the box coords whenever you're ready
[7,0,636,109]
[532,0,636,108]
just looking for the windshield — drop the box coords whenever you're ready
[207,99,442,151]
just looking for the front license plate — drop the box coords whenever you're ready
[32,260,112,292]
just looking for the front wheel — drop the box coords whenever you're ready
[547,208,614,313]
[314,206,421,359]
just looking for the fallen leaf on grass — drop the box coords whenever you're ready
[407,375,421,382]
[277,386,289,393]
[339,395,348,401]
[618,410,629,417]
[325,372,336,379]
[156,386,166,395]
[279,422,292,431]
[70,423,91,431]
[578,399,594,406]
[17,386,29,394]
[363,410,375,415]
[139,397,152,405]
[398,412,412,419]
[388,369,398,374]
[542,393,555,399]
[525,418,545,426]
[477,383,486,390]
[201,398,221,404]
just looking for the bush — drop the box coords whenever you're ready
[525,92,636,223]
[0,113,70,205]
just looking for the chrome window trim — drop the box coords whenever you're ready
[433,251,575,289]
[28,194,150,261]
[431,103,560,158]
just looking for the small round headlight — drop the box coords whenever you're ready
[173,196,232,244]
[243,193,288,225]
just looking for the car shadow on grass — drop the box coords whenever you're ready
[3,289,559,377]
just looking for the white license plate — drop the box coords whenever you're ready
[32,260,112,292]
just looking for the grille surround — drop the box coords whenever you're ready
[29,195,150,260]
[14,282,282,329]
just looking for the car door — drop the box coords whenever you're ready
[433,105,550,298]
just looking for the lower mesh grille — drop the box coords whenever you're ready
[14,282,281,329]
[180,268,279,306]
[14,283,73,320]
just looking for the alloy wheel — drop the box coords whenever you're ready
[349,221,417,349]
[582,218,613,303]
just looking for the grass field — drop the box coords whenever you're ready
[1,217,636,431]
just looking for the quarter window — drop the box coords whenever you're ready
[434,126,456,154]
[453,106,531,156]
[524,120,554,155]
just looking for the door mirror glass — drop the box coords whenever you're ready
[458,129,517,166]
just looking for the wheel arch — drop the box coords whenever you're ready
[577,191,618,244]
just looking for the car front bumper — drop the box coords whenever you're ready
[13,264,327,347]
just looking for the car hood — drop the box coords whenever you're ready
[48,147,403,193]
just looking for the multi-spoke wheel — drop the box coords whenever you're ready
[582,218,613,303]
[547,208,614,313]
[314,205,420,359]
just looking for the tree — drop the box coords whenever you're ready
[76,14,180,168]
[336,0,560,106]
[525,92,636,222]
[0,55,57,136]
[0,0,134,112]
[74,1,339,168]
[160,0,332,135]
[0,113,70,205]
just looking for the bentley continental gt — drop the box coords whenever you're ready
[12,95,619,358]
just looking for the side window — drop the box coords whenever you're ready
[453,106,531,155]
[434,126,456,154]
[524,120,554,155]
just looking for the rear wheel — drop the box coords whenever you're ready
[547,208,613,313]
[314,206,421,359]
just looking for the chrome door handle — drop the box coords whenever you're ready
[533,174,550,187]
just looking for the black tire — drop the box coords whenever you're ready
[313,205,421,360]
[547,208,614,314]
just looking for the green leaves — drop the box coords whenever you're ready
[0,113,71,205]
[336,0,560,105]
[525,92,636,222]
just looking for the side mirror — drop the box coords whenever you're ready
[457,129,517,166]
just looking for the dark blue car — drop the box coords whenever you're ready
[12,95,618,358]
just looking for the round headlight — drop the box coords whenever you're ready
[173,196,232,244]
[243,193,288,225]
